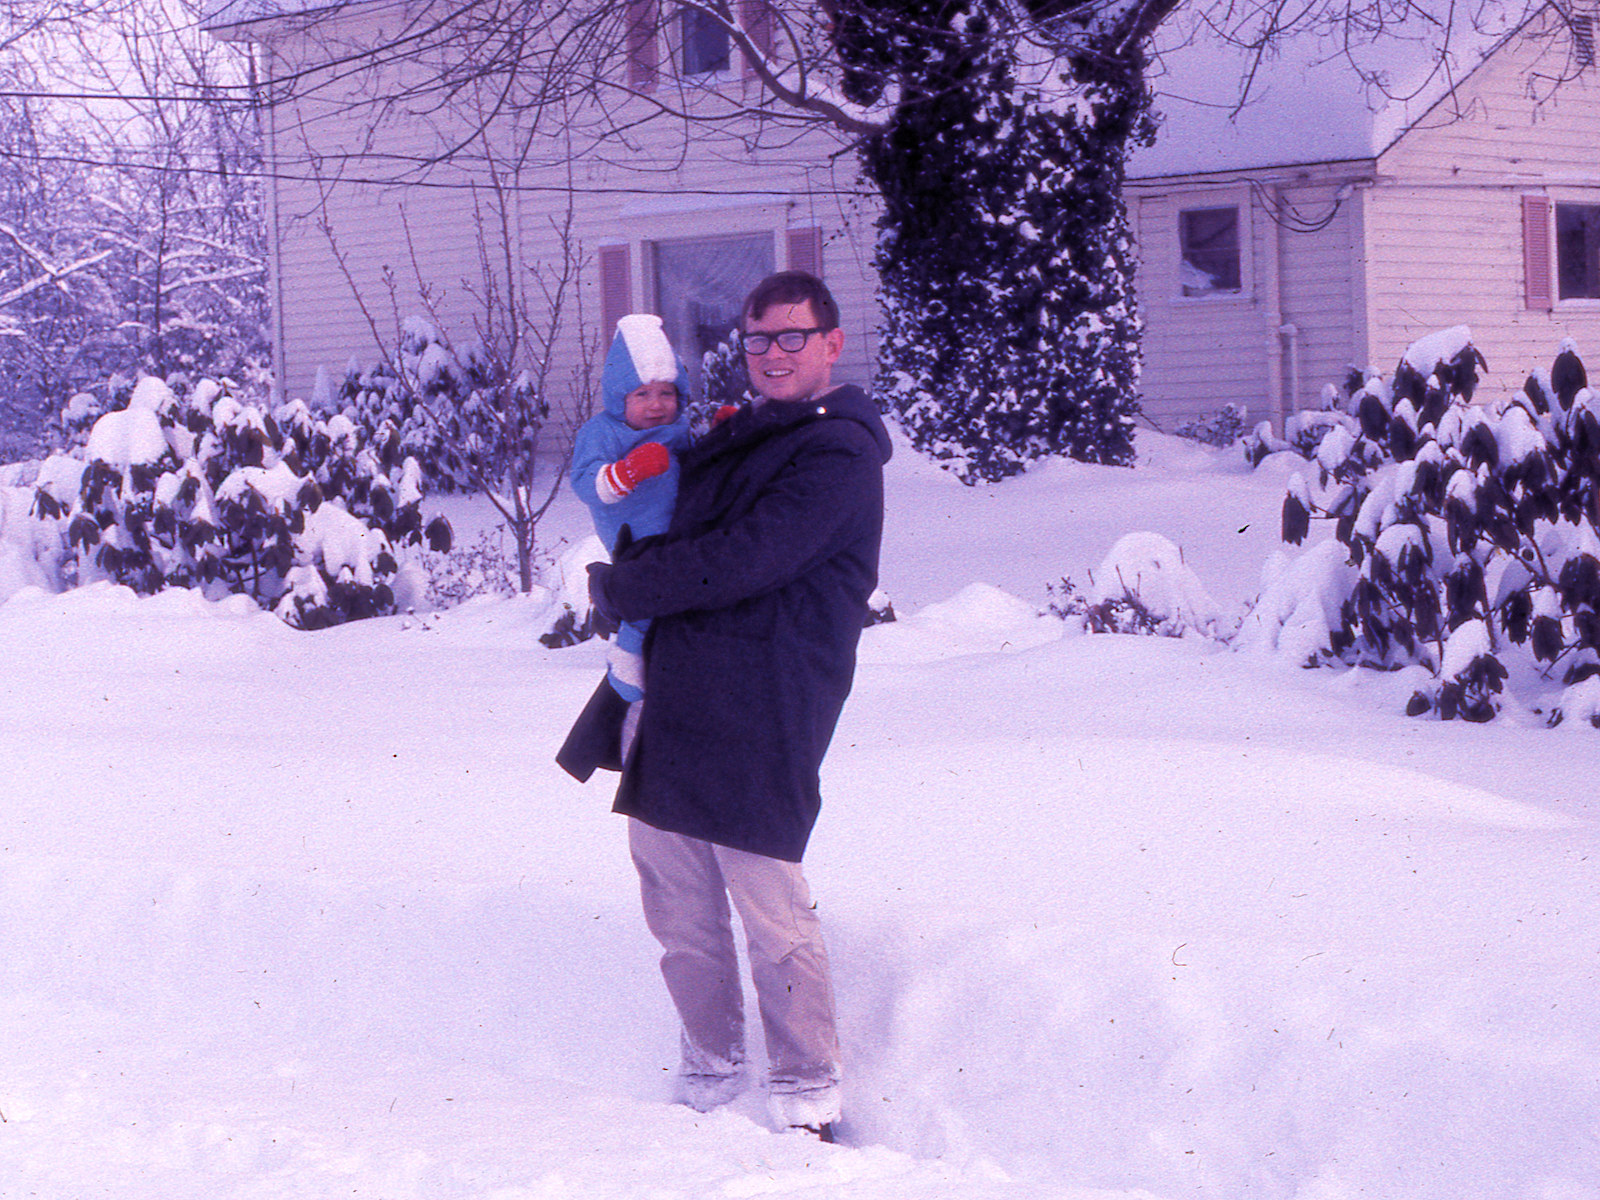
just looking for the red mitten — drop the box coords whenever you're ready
[600,441,671,500]
[712,404,740,427]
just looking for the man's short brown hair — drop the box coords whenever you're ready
[742,271,840,333]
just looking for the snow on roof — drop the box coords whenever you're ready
[210,0,1530,180]
[1128,8,1525,179]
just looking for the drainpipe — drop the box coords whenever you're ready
[1262,184,1287,436]
[1279,323,1301,430]
[255,43,287,405]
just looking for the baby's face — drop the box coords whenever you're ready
[624,380,679,430]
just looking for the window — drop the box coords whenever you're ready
[1557,203,1600,299]
[1179,206,1242,297]
[681,6,730,75]
[653,233,774,392]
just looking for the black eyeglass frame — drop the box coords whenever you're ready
[738,327,827,355]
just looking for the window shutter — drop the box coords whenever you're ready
[787,227,823,277]
[599,245,632,338]
[1524,195,1554,311]
[741,0,774,76]
[627,0,658,90]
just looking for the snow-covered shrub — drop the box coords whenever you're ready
[843,0,1147,483]
[55,390,109,449]
[1235,542,1361,666]
[0,476,60,600]
[1243,372,1388,469]
[534,535,615,647]
[694,336,754,435]
[1261,329,1600,723]
[1045,576,1169,635]
[1045,531,1229,639]
[866,588,897,626]
[1175,404,1248,448]
[32,374,452,629]
[419,526,521,608]
[341,318,547,494]
[539,603,615,648]
[340,357,426,471]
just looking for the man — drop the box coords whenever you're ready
[585,271,891,1140]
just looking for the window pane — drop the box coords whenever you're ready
[1557,203,1600,299]
[653,233,775,393]
[682,6,730,74]
[1180,206,1241,296]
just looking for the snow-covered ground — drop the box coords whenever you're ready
[0,432,1595,1199]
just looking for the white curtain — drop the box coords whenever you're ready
[654,233,776,390]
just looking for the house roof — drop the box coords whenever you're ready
[208,0,1545,181]
[1127,8,1528,180]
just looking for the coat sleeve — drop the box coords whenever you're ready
[602,425,879,621]
[569,420,613,512]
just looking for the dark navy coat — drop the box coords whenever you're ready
[602,384,891,862]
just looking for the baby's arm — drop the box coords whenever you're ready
[595,442,672,504]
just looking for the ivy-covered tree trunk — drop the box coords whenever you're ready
[837,0,1167,483]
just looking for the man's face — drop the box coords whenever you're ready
[742,300,844,403]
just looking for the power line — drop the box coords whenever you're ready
[0,86,254,103]
[0,143,874,199]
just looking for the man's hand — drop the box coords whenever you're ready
[599,442,671,503]
[587,561,623,626]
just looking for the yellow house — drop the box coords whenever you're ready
[207,2,1600,441]
[1130,7,1600,432]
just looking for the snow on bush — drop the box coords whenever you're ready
[416,526,521,609]
[537,534,617,648]
[1248,330,1600,725]
[1174,403,1248,447]
[1045,531,1229,638]
[844,2,1147,482]
[1235,541,1361,665]
[0,484,58,599]
[30,374,452,629]
[695,336,755,435]
[339,319,545,494]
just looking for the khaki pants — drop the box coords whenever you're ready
[628,818,841,1096]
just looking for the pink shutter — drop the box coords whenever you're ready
[627,0,658,90]
[1524,195,1553,311]
[599,245,632,338]
[787,227,823,277]
[741,0,774,77]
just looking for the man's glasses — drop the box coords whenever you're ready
[739,327,826,355]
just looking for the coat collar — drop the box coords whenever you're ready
[694,384,891,464]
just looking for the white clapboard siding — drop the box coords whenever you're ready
[1131,169,1364,430]
[255,2,881,453]
[1133,189,1265,430]
[1367,10,1600,383]
[1276,182,1365,404]
[264,17,509,407]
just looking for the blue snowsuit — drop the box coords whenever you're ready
[570,322,694,699]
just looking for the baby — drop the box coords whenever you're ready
[570,313,693,707]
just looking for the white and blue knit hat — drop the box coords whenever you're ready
[600,314,693,419]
